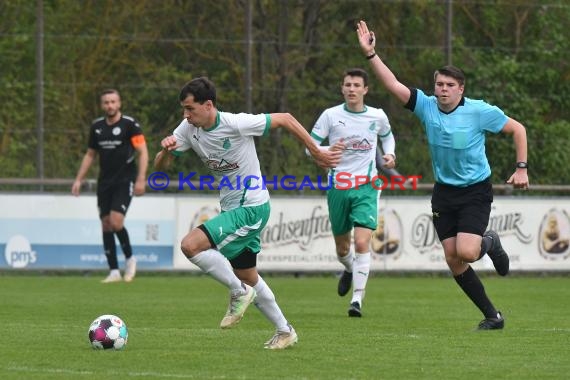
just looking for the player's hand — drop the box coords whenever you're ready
[356,20,376,55]
[313,147,342,169]
[71,180,81,196]
[506,170,529,190]
[382,154,396,169]
[328,141,346,153]
[160,135,180,151]
[134,177,146,196]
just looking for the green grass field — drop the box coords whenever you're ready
[0,273,568,379]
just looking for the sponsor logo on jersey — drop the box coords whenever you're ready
[346,138,372,151]
[205,158,239,172]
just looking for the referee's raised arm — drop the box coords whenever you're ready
[356,20,411,105]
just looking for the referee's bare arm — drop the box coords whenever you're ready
[356,20,411,105]
[502,118,529,190]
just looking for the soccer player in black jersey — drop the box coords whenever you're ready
[72,89,148,283]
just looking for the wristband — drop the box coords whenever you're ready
[516,161,528,169]
[365,52,377,60]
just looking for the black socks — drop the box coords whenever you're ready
[454,266,498,319]
[115,228,133,259]
[478,234,493,260]
[103,231,118,269]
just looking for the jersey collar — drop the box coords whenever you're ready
[203,111,221,132]
[343,103,367,114]
[438,96,465,115]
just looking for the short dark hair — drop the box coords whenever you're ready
[100,88,120,100]
[343,68,369,87]
[179,77,217,105]
[434,65,465,86]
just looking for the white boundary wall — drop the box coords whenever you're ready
[1,194,569,271]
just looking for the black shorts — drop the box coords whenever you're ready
[229,248,257,270]
[97,180,134,218]
[431,177,493,241]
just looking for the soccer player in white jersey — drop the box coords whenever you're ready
[308,68,397,317]
[154,77,341,349]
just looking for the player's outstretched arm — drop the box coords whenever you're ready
[269,113,342,169]
[356,20,411,105]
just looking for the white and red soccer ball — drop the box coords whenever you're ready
[88,314,128,350]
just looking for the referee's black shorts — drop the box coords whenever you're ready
[431,177,493,241]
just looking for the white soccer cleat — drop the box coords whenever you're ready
[124,257,137,282]
[264,325,298,350]
[220,284,256,329]
[101,271,122,283]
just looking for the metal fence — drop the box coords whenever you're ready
[1,178,569,195]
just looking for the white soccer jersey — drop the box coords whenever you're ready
[310,103,393,185]
[172,111,271,210]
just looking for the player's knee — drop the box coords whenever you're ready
[456,248,479,263]
[445,254,463,271]
[100,217,112,231]
[336,246,350,256]
[180,235,199,257]
[109,220,124,232]
[353,237,370,253]
[235,269,258,287]
[334,232,352,255]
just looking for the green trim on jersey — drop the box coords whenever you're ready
[170,150,183,157]
[263,114,271,136]
[379,129,392,138]
[203,112,221,132]
[311,131,325,142]
[343,103,367,114]
[238,176,254,206]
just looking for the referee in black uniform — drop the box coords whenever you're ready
[72,89,148,283]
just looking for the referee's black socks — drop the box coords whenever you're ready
[478,234,493,260]
[454,266,498,319]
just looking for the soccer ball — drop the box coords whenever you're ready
[88,314,128,350]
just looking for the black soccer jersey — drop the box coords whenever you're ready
[88,115,143,184]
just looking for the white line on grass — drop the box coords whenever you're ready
[7,367,94,376]
[5,366,231,379]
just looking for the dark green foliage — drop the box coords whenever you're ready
[0,0,567,190]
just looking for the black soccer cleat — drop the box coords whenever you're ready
[348,301,362,318]
[337,271,353,296]
[485,230,510,276]
[476,311,504,330]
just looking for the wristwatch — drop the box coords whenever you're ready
[516,161,528,169]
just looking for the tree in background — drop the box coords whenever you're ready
[0,0,568,188]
